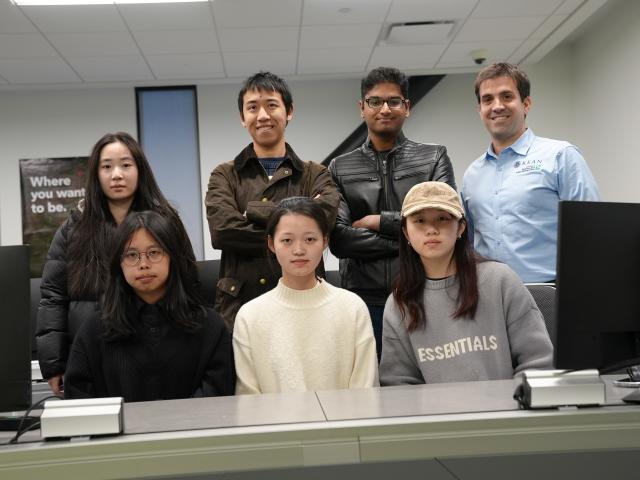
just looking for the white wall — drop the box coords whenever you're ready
[1,0,638,253]
[572,0,640,202]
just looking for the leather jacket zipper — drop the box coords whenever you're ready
[380,153,391,292]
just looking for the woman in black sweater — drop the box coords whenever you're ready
[64,211,235,402]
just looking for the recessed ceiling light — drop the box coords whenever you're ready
[385,21,455,45]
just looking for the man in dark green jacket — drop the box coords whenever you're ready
[205,72,340,330]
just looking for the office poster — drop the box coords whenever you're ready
[19,157,87,277]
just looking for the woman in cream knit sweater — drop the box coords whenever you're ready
[233,197,379,394]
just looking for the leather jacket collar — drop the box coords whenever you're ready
[361,131,408,156]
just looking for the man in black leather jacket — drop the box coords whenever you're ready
[329,67,456,358]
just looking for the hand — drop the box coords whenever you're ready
[47,374,64,396]
[352,214,381,232]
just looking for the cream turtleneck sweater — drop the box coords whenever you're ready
[233,279,379,394]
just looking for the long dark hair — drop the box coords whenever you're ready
[67,132,192,298]
[392,216,482,332]
[101,211,203,338]
[265,197,329,279]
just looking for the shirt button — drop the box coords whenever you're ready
[261,197,268,202]
[494,191,498,195]
[259,278,267,285]
[230,285,236,292]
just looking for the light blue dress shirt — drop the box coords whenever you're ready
[461,129,600,282]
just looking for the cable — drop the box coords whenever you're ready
[5,395,59,445]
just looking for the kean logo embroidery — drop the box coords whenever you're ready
[513,158,543,174]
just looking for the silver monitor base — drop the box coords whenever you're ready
[517,369,605,409]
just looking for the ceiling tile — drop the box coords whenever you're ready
[0,33,58,59]
[0,4,38,33]
[118,3,214,31]
[67,55,153,82]
[438,40,521,66]
[47,32,140,57]
[301,24,381,49]
[223,50,297,78]
[456,16,546,42]
[20,5,126,33]
[302,0,391,25]
[472,0,564,18]
[133,29,219,55]
[386,0,477,23]
[213,0,302,28]
[218,27,298,53]
[530,14,569,40]
[0,0,612,88]
[0,57,80,84]
[368,44,447,70]
[145,52,224,79]
[298,47,371,74]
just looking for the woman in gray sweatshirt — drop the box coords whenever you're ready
[379,182,553,385]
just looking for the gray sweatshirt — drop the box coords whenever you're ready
[379,261,553,385]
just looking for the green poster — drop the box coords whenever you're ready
[20,157,88,278]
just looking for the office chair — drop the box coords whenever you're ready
[323,270,341,288]
[30,277,42,360]
[525,283,557,349]
[195,259,220,308]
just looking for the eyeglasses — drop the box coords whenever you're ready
[121,247,165,267]
[364,96,408,110]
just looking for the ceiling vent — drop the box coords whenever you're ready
[385,21,455,45]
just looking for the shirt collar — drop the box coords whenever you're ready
[234,142,304,172]
[485,128,534,160]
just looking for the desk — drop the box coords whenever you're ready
[1,378,639,480]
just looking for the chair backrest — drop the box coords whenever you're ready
[30,277,41,359]
[324,270,341,288]
[525,283,557,349]
[195,259,220,307]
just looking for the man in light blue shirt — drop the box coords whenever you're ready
[461,63,600,282]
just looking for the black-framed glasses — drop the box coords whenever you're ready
[121,247,165,267]
[364,96,407,109]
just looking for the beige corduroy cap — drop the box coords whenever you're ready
[401,181,464,218]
